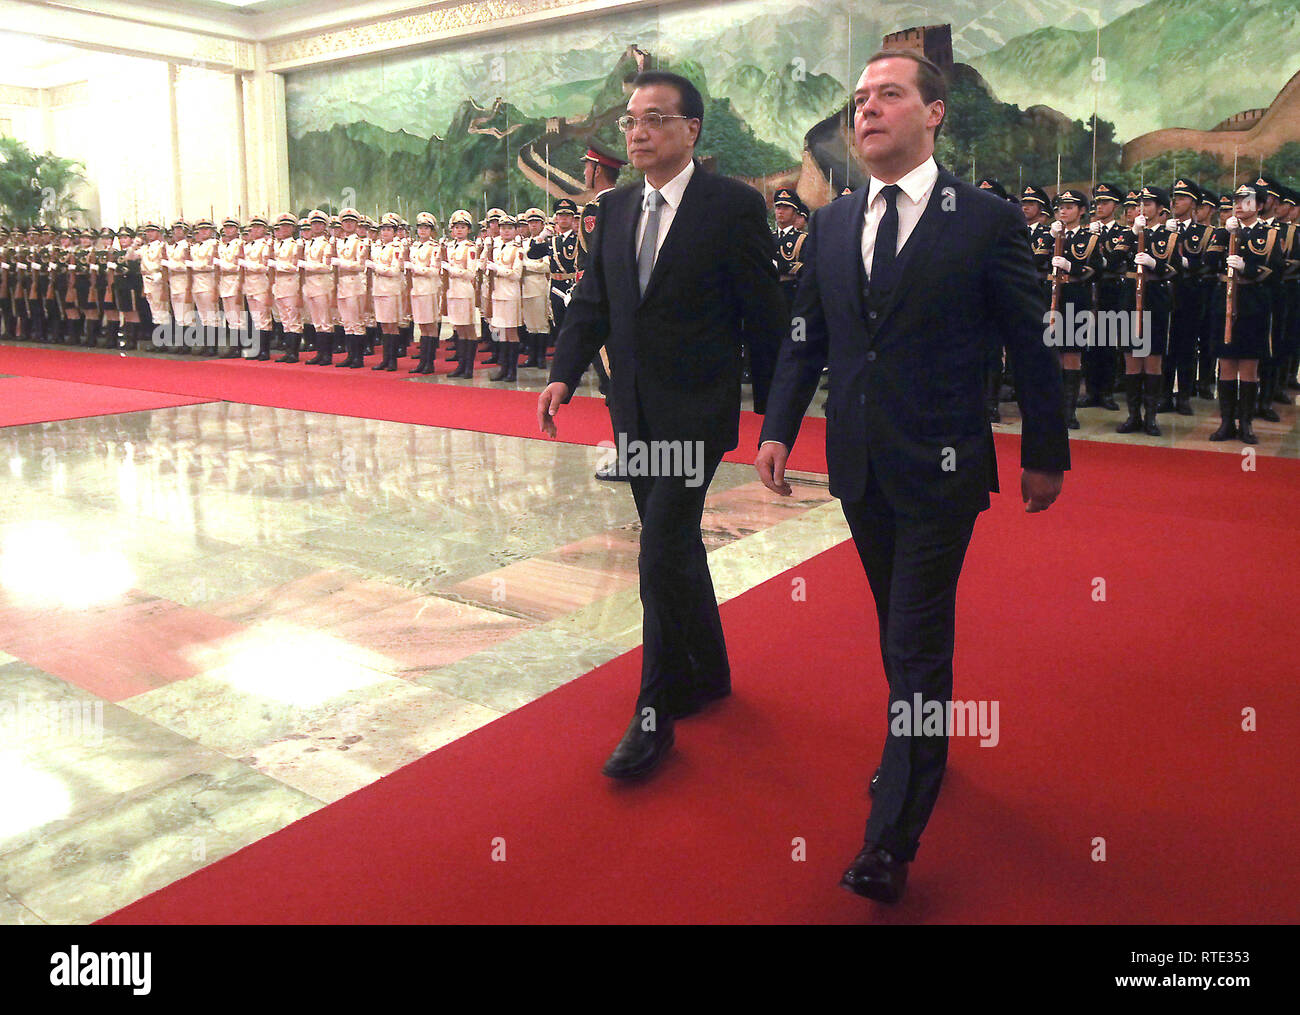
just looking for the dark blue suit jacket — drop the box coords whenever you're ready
[759,167,1070,514]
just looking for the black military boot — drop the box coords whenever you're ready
[350,334,367,367]
[410,336,433,374]
[1238,381,1260,444]
[373,334,395,370]
[1062,367,1081,429]
[277,331,301,363]
[520,326,540,368]
[1208,379,1238,441]
[1285,353,1300,391]
[1255,366,1280,422]
[1155,361,1175,413]
[1174,363,1195,415]
[1141,373,1163,437]
[491,341,514,381]
[82,317,97,347]
[1275,360,1295,404]
[447,336,461,362]
[1116,373,1143,433]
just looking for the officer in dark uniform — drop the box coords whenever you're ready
[771,187,807,319]
[0,227,11,339]
[1160,179,1213,416]
[92,226,118,347]
[71,227,96,344]
[548,197,580,357]
[31,226,53,342]
[1048,188,1104,429]
[1277,186,1300,401]
[46,229,70,344]
[1207,182,1284,444]
[113,225,143,349]
[1082,182,1126,410]
[1117,185,1178,437]
[1195,188,1223,398]
[577,143,624,401]
[1253,175,1286,420]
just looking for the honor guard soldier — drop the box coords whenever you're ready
[239,215,277,360]
[443,209,481,378]
[1160,179,1213,415]
[477,207,505,364]
[327,208,367,367]
[1081,182,1127,410]
[977,178,1009,201]
[187,219,221,355]
[300,209,335,364]
[397,218,415,359]
[1021,185,1054,291]
[361,215,380,358]
[137,221,169,347]
[1207,182,1284,443]
[1116,185,1179,436]
[214,217,247,357]
[485,212,525,382]
[578,143,625,398]
[30,226,53,343]
[1254,175,1289,417]
[328,215,346,355]
[270,212,306,362]
[520,207,552,369]
[547,197,580,360]
[68,227,98,345]
[772,187,807,318]
[90,226,119,347]
[0,227,13,339]
[1194,189,1223,396]
[14,228,34,340]
[48,228,71,344]
[113,226,144,349]
[164,220,193,352]
[56,228,80,342]
[407,211,443,374]
[368,212,405,370]
[1277,186,1300,399]
[1048,188,1103,429]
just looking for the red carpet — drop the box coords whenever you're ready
[0,375,213,427]
[0,344,828,472]
[101,441,1300,924]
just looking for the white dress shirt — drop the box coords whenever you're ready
[861,156,939,280]
[636,158,696,270]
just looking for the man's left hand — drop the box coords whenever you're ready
[1022,469,1064,513]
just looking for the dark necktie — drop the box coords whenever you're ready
[870,183,902,292]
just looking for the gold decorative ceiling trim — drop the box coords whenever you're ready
[266,0,662,71]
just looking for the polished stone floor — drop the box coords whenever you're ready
[0,400,846,923]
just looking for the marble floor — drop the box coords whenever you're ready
[0,400,847,924]
[0,344,1297,924]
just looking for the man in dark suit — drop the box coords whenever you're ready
[756,50,1070,904]
[538,70,785,780]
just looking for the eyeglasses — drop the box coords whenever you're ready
[616,113,692,133]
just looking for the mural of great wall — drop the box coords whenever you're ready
[284,0,1300,217]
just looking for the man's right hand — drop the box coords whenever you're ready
[538,382,570,438]
[755,441,792,496]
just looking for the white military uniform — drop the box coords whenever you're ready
[301,232,335,330]
[164,236,192,327]
[335,232,369,335]
[370,238,404,324]
[240,233,274,335]
[489,237,524,331]
[444,239,479,327]
[271,234,304,333]
[139,237,170,326]
[408,237,442,327]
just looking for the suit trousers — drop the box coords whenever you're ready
[841,469,977,862]
[628,434,728,719]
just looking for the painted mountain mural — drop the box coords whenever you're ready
[284,0,1300,218]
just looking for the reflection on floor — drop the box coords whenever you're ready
[0,403,843,923]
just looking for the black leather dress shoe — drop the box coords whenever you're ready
[840,844,908,903]
[602,714,674,780]
[668,686,730,720]
[594,458,631,482]
[1100,395,1119,411]
[869,767,881,797]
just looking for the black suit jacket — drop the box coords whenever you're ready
[549,161,786,455]
[759,168,1071,513]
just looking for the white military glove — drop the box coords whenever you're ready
[1181,256,1190,268]
[1134,251,1157,269]
[1133,214,1147,231]
[1225,217,1241,232]
[1089,221,1102,234]
[1050,220,1064,236]
[1051,256,1072,272]
[1226,254,1246,272]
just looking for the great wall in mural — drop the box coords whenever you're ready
[285,0,1300,218]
